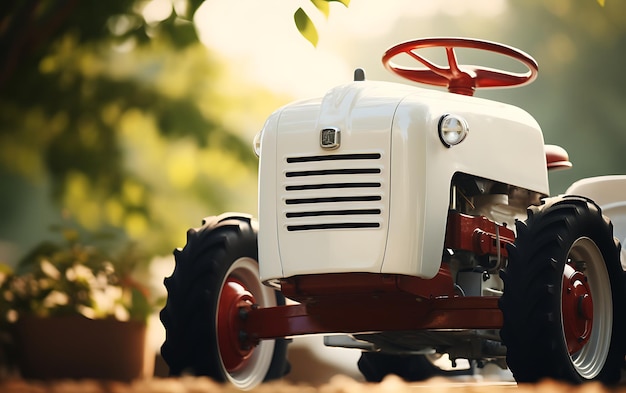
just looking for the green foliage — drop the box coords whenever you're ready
[0,1,276,258]
[295,0,350,46]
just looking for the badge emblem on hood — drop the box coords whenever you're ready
[320,128,340,150]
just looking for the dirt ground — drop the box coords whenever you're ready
[0,375,620,393]
[0,337,623,393]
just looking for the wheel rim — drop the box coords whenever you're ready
[560,237,612,380]
[216,257,277,389]
[562,264,593,354]
[217,277,254,373]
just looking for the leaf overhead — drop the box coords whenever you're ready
[295,0,350,46]
[294,7,319,47]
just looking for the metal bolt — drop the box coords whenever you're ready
[239,331,251,350]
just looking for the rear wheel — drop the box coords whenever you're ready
[160,214,289,389]
[499,195,625,384]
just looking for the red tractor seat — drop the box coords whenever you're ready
[545,144,572,170]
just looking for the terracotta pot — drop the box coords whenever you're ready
[15,315,147,381]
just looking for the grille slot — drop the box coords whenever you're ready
[287,222,380,232]
[287,153,381,163]
[284,153,384,232]
[286,168,380,177]
[285,195,381,205]
[286,182,381,191]
[286,209,381,218]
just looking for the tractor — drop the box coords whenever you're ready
[160,37,626,390]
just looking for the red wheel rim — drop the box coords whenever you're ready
[217,277,255,372]
[562,264,593,354]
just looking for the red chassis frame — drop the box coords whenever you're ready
[225,212,515,351]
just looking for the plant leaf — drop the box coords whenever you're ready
[294,8,319,47]
[311,0,330,18]
[328,0,350,6]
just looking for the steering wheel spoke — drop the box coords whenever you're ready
[473,66,533,88]
[405,50,450,79]
[445,47,462,76]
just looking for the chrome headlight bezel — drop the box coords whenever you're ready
[438,114,469,147]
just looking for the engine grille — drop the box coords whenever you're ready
[283,153,385,231]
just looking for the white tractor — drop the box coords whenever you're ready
[160,37,626,390]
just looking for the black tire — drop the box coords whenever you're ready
[160,214,289,389]
[357,352,472,382]
[499,195,625,384]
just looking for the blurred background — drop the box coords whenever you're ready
[0,0,625,380]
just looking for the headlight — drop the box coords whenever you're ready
[438,114,469,147]
[253,130,262,157]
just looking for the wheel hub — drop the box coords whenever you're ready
[562,264,593,354]
[217,278,255,373]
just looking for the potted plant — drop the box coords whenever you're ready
[0,228,155,381]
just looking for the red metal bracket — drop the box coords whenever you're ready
[241,295,502,347]
[445,211,515,257]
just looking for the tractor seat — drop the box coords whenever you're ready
[545,144,572,170]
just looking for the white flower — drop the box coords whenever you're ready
[66,264,96,284]
[78,305,96,319]
[114,303,130,321]
[42,290,69,308]
[40,259,61,280]
[91,285,125,318]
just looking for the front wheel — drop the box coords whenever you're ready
[160,214,289,390]
[499,195,625,384]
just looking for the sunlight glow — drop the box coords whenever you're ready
[194,0,351,98]
[194,0,508,98]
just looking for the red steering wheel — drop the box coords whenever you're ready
[382,37,538,96]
